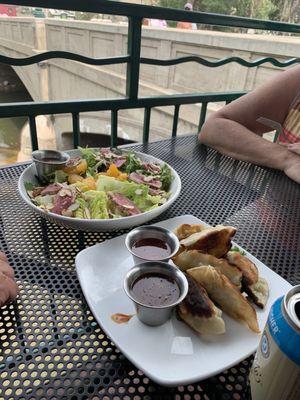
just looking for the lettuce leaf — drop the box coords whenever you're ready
[123,151,142,174]
[89,191,109,219]
[97,175,147,197]
[74,198,87,219]
[44,169,68,184]
[54,170,68,183]
[78,147,97,168]
[97,175,144,193]
[83,190,99,199]
[25,181,35,191]
[82,190,109,219]
[96,176,164,212]
[160,163,172,191]
[34,194,55,207]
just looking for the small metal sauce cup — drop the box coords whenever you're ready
[125,225,180,264]
[124,261,188,326]
[32,150,70,182]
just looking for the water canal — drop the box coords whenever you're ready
[0,65,31,166]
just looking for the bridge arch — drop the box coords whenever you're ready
[0,63,33,163]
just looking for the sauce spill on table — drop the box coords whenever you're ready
[111,313,135,324]
[132,238,171,260]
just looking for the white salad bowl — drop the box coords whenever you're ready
[18,150,181,232]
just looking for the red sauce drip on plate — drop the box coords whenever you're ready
[111,313,135,324]
[132,238,171,260]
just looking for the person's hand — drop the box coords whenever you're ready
[283,153,300,184]
[0,251,18,307]
[287,143,300,156]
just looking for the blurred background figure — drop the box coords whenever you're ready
[143,17,167,27]
[177,3,197,30]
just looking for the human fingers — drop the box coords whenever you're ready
[0,251,8,262]
[0,273,19,307]
[7,277,19,302]
[287,143,300,155]
[284,164,300,184]
[0,260,15,279]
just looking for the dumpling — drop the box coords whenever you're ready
[225,251,269,308]
[226,251,258,286]
[178,275,225,335]
[245,277,269,309]
[173,250,242,288]
[187,266,260,333]
[180,225,237,258]
[174,224,207,241]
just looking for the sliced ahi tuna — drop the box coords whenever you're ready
[108,192,141,216]
[40,183,63,196]
[129,172,162,189]
[142,163,161,174]
[51,189,75,215]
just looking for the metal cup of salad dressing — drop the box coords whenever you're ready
[124,261,188,326]
[125,225,180,265]
[250,285,300,400]
[32,150,70,182]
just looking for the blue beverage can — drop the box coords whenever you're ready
[250,285,300,400]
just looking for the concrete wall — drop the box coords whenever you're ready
[0,18,41,100]
[0,17,299,147]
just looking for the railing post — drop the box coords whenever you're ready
[143,107,151,143]
[198,102,208,132]
[172,105,180,137]
[126,16,142,99]
[111,110,118,148]
[72,112,80,148]
[29,116,38,151]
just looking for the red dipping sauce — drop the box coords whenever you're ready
[132,238,172,260]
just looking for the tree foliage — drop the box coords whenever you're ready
[75,12,97,20]
[271,0,300,22]
[157,0,300,23]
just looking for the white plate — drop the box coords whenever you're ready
[18,150,181,232]
[75,215,292,386]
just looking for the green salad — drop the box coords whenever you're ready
[26,148,173,219]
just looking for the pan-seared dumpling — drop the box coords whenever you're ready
[174,224,207,241]
[178,275,225,335]
[245,277,269,309]
[173,250,242,288]
[225,251,268,308]
[226,251,258,286]
[187,266,260,333]
[180,225,237,258]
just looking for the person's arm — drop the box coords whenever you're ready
[199,65,300,182]
[0,251,18,307]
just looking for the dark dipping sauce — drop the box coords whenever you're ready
[132,238,172,260]
[131,273,180,307]
[40,158,62,163]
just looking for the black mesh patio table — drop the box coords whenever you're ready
[0,135,299,400]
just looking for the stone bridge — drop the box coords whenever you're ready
[0,16,298,150]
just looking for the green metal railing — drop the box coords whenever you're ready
[1,0,300,150]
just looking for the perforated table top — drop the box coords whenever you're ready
[0,135,299,400]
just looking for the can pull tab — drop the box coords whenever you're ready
[287,293,300,331]
[295,301,300,322]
